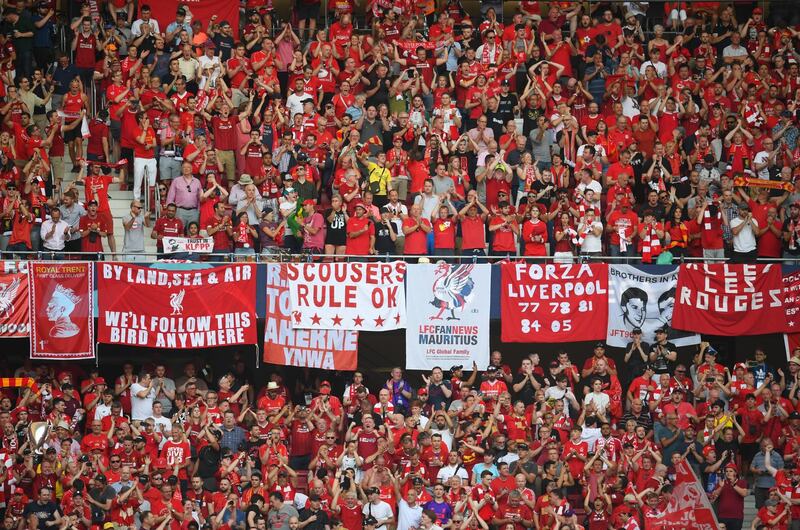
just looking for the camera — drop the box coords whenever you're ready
[79,454,89,463]
[167,476,179,486]
[139,475,149,484]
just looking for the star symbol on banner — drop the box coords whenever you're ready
[332,314,343,326]
[310,314,322,325]
[791,321,796,327]
[394,314,402,325]
[353,315,364,327]
[374,316,385,327]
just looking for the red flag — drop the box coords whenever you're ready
[672,264,788,336]
[0,269,29,338]
[647,459,719,529]
[500,262,608,343]
[29,262,94,360]
[97,263,257,349]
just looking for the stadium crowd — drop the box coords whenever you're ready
[0,0,799,261]
[1,342,797,530]
[0,0,800,528]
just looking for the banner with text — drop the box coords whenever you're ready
[264,264,358,370]
[673,264,788,335]
[149,0,240,43]
[163,237,214,254]
[607,266,700,348]
[501,263,608,343]
[287,262,407,331]
[97,263,257,349]
[0,261,29,338]
[30,262,94,360]
[648,459,719,530]
[405,264,490,370]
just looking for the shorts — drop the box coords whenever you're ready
[297,1,320,20]
[63,123,83,143]
[98,210,114,235]
[110,119,122,141]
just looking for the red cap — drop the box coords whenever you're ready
[702,445,716,457]
[15,406,27,412]
[417,388,428,395]
[94,377,107,385]
[320,381,331,395]
[733,363,747,372]
[753,7,763,14]
[353,201,366,211]
[725,463,738,471]
[302,199,316,207]
[57,371,70,381]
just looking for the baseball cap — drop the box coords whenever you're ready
[302,199,316,207]
[450,365,463,372]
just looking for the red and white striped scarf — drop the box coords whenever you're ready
[703,207,721,230]
[641,224,662,263]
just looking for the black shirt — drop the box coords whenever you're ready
[373,219,395,254]
[485,109,505,139]
[23,501,59,527]
[649,340,677,374]
[299,507,330,530]
[512,372,537,404]
[212,34,235,62]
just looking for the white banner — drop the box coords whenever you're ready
[405,264,490,370]
[607,265,700,348]
[287,262,406,331]
[163,237,214,254]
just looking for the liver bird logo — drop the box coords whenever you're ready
[0,276,21,317]
[169,290,185,315]
[430,264,475,321]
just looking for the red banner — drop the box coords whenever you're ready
[148,0,239,44]
[264,264,358,370]
[501,263,608,343]
[785,270,800,331]
[0,262,29,338]
[647,459,719,530]
[29,262,94,360]
[97,263,256,349]
[673,264,788,336]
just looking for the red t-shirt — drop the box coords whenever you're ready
[460,215,486,250]
[489,216,517,252]
[212,115,237,151]
[345,216,373,255]
[432,217,456,249]
[403,217,431,254]
[133,126,156,159]
[79,214,108,252]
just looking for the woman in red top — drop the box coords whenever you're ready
[232,212,258,256]
[553,212,576,262]
[522,206,548,256]
[60,79,88,170]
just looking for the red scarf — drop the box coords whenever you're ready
[641,224,662,263]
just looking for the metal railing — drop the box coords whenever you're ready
[2,250,796,264]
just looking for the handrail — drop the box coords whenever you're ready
[3,250,795,264]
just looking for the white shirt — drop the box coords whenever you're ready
[436,464,469,483]
[578,220,604,253]
[363,501,394,530]
[583,391,610,415]
[197,55,223,90]
[577,143,607,159]
[429,426,453,449]
[730,216,758,252]
[287,91,313,119]
[639,60,667,78]
[131,17,160,37]
[150,414,173,441]
[753,150,772,180]
[41,219,70,250]
[396,500,422,530]
[130,382,156,420]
